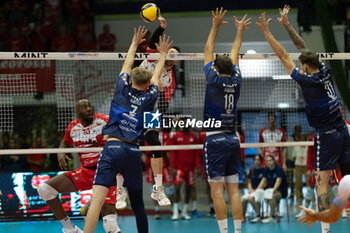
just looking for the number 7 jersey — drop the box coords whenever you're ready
[291,63,342,128]
[203,61,242,132]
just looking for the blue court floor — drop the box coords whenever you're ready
[1,215,349,233]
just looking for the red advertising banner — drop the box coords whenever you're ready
[0,60,55,93]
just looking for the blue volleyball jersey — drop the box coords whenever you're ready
[203,61,242,131]
[249,167,267,189]
[291,63,341,128]
[265,165,284,190]
[102,73,158,143]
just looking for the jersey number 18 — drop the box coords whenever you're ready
[224,94,234,111]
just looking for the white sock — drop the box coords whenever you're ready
[217,219,228,233]
[154,174,163,188]
[117,175,124,189]
[183,203,189,214]
[173,203,179,214]
[192,201,197,211]
[321,222,330,233]
[234,219,242,233]
[60,216,74,230]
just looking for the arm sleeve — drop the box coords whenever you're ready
[148,26,165,50]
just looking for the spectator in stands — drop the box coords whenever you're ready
[27,136,47,172]
[65,0,92,26]
[77,32,97,52]
[2,137,26,172]
[241,154,266,223]
[258,112,287,171]
[43,0,63,24]
[170,126,200,220]
[98,24,117,51]
[0,11,10,50]
[30,23,47,51]
[261,155,286,223]
[7,27,27,51]
[37,11,56,49]
[8,0,26,26]
[51,24,75,52]
[288,125,308,212]
[75,15,92,43]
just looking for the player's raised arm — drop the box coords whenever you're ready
[256,12,296,75]
[148,16,167,50]
[230,14,251,65]
[120,26,148,76]
[204,7,228,66]
[151,34,173,87]
[277,5,307,51]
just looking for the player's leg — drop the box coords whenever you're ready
[182,180,193,219]
[172,170,183,220]
[190,184,200,217]
[115,174,128,210]
[38,172,82,233]
[84,185,109,233]
[145,130,171,206]
[209,180,228,233]
[295,166,303,207]
[102,186,122,233]
[225,175,242,233]
[315,170,332,233]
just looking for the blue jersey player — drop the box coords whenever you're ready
[83,26,173,233]
[203,8,251,233]
[257,5,350,233]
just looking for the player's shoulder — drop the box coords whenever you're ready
[260,127,269,133]
[340,175,350,185]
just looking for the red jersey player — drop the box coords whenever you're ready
[258,112,287,171]
[37,99,121,233]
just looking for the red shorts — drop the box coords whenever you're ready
[174,169,195,186]
[145,166,172,184]
[65,166,116,205]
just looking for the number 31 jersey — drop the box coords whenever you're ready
[203,61,242,132]
[291,63,341,128]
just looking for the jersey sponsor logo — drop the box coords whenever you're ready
[144,110,161,129]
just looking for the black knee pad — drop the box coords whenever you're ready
[145,130,162,158]
[340,163,350,177]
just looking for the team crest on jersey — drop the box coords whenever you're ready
[144,110,161,129]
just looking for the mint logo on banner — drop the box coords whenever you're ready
[143,110,161,129]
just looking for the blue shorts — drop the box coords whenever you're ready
[203,132,241,180]
[314,119,350,171]
[94,140,143,189]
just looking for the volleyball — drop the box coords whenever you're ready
[140,3,160,23]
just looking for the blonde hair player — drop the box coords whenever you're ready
[203,7,250,233]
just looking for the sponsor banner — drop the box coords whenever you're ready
[0,59,55,93]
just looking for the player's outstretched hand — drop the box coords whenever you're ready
[256,12,272,32]
[57,153,71,170]
[297,206,318,228]
[159,15,167,30]
[233,14,251,31]
[277,5,291,26]
[132,26,148,45]
[155,34,173,55]
[212,7,228,29]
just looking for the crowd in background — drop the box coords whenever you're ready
[0,0,117,52]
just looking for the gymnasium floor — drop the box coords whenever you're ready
[1,215,349,233]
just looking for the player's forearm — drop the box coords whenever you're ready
[149,26,165,50]
[122,41,138,72]
[204,26,219,55]
[273,178,282,191]
[263,30,289,61]
[151,52,167,86]
[313,205,341,223]
[59,139,68,148]
[283,23,306,51]
[230,28,243,65]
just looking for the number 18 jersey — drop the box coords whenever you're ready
[203,61,242,132]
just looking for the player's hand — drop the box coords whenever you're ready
[277,5,290,26]
[297,206,318,228]
[233,14,251,31]
[158,15,167,29]
[57,153,71,170]
[132,26,148,45]
[256,12,272,32]
[155,34,173,55]
[211,7,228,29]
